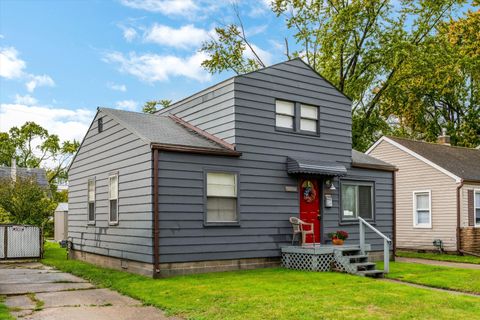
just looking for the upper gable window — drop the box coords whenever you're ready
[275,100,295,129]
[300,104,318,132]
[98,117,103,133]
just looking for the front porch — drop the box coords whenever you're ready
[282,218,392,277]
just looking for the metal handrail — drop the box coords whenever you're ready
[358,217,392,273]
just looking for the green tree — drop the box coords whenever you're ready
[200,0,477,150]
[142,99,172,114]
[0,177,56,228]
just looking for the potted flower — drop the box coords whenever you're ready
[328,230,349,245]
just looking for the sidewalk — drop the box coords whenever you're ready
[396,257,480,270]
[0,262,181,320]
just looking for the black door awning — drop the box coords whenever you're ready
[287,157,347,176]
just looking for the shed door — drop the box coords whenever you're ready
[299,179,320,243]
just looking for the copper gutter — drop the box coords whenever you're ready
[456,179,464,254]
[151,143,241,157]
[153,149,160,276]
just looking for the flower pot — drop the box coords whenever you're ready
[332,238,344,245]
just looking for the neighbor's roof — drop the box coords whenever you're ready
[351,150,396,171]
[55,202,68,212]
[374,136,480,182]
[0,167,49,187]
[101,108,240,156]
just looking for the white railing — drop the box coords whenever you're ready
[358,217,392,273]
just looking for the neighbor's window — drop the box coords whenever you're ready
[300,104,318,132]
[87,178,95,223]
[206,172,238,224]
[475,190,480,227]
[413,191,431,228]
[98,117,103,133]
[275,100,295,129]
[108,173,119,224]
[341,181,374,220]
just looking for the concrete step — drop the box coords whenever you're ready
[351,262,376,271]
[357,269,384,278]
[347,254,369,262]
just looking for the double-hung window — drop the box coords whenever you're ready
[475,190,480,227]
[87,178,95,223]
[206,172,238,224]
[413,190,431,228]
[341,181,374,221]
[300,104,318,132]
[275,100,295,130]
[108,173,119,224]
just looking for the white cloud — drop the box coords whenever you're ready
[123,27,137,42]
[144,24,210,49]
[0,103,93,143]
[107,82,127,92]
[245,44,272,66]
[103,50,211,82]
[14,94,38,105]
[115,99,138,111]
[25,74,55,92]
[120,0,198,16]
[0,47,26,79]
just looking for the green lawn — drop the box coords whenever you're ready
[41,243,480,320]
[396,251,480,264]
[383,261,480,294]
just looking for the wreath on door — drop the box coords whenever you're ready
[302,180,317,203]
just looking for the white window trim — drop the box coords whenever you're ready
[475,189,480,228]
[87,178,96,224]
[413,190,432,228]
[108,173,119,225]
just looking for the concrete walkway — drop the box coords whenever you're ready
[0,262,181,320]
[396,257,480,270]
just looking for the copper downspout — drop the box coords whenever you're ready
[153,149,160,276]
[456,179,464,254]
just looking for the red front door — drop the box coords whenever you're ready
[299,178,320,243]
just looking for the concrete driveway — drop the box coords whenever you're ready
[0,262,180,320]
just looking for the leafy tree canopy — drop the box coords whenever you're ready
[201,0,479,150]
[142,99,172,114]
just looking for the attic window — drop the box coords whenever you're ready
[98,117,103,133]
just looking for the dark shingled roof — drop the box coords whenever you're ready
[351,150,396,171]
[101,108,237,154]
[0,167,49,187]
[388,136,480,182]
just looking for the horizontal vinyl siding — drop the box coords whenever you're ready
[157,79,236,143]
[157,151,298,263]
[68,110,153,263]
[323,168,394,251]
[369,140,458,251]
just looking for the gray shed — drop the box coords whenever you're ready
[68,58,395,277]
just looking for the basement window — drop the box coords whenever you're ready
[206,172,238,225]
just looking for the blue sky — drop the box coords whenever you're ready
[0,0,285,142]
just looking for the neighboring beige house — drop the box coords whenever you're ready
[367,134,480,253]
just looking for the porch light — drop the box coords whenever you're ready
[325,179,336,191]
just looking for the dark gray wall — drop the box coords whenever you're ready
[68,110,153,263]
[156,59,392,263]
[157,78,235,144]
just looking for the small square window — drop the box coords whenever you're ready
[300,104,318,132]
[275,100,295,129]
[98,117,103,133]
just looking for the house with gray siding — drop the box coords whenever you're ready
[68,58,395,277]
